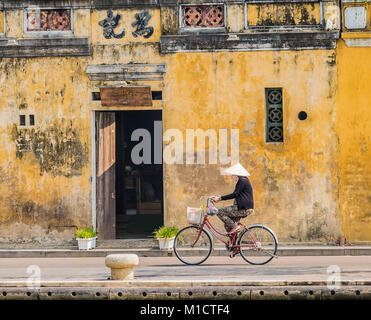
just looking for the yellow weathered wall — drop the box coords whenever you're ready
[0,9,92,245]
[336,39,371,241]
[163,50,341,242]
[0,3,369,245]
[0,57,92,245]
[88,6,343,242]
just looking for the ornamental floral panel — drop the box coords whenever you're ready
[26,9,72,32]
[182,5,224,28]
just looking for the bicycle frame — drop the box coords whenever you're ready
[189,197,279,256]
[173,197,278,265]
[193,197,257,249]
[198,215,257,249]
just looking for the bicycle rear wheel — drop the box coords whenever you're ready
[238,225,277,265]
[173,226,212,265]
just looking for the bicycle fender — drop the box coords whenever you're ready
[245,224,278,244]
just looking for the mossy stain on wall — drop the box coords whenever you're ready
[10,119,89,178]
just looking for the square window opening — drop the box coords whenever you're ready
[29,115,35,126]
[92,92,101,101]
[152,91,162,100]
[20,115,26,126]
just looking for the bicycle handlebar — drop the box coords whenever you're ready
[199,195,217,207]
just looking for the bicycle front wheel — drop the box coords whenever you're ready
[173,226,212,265]
[238,225,277,265]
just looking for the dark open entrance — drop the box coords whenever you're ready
[115,110,163,239]
[96,110,163,240]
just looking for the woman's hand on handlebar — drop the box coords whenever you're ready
[211,196,221,203]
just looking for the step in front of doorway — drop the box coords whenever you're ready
[96,238,157,249]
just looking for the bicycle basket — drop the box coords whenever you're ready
[187,207,203,225]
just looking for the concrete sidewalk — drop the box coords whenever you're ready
[1,256,371,300]
[2,256,371,283]
[1,245,371,258]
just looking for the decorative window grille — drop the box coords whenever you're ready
[265,88,283,143]
[181,5,225,28]
[25,9,72,32]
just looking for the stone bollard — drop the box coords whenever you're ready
[105,254,139,280]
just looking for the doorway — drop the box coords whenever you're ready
[95,110,163,239]
[116,110,163,239]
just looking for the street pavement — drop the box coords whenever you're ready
[1,256,371,284]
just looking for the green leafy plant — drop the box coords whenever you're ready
[153,225,179,239]
[76,227,97,239]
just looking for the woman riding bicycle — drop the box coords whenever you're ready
[174,164,277,265]
[212,163,254,243]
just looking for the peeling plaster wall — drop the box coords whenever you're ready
[0,9,93,245]
[247,2,321,26]
[0,57,92,246]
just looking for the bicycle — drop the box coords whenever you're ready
[173,196,278,265]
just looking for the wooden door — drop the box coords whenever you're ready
[96,112,116,239]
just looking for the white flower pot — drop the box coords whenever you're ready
[77,237,97,250]
[157,237,175,250]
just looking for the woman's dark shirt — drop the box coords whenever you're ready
[220,176,254,210]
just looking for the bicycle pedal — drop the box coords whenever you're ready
[229,252,239,258]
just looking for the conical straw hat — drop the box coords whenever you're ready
[222,163,250,176]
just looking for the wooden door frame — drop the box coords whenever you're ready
[92,109,165,238]
[91,111,97,231]
[94,111,116,239]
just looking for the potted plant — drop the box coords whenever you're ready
[153,225,179,250]
[76,227,98,250]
